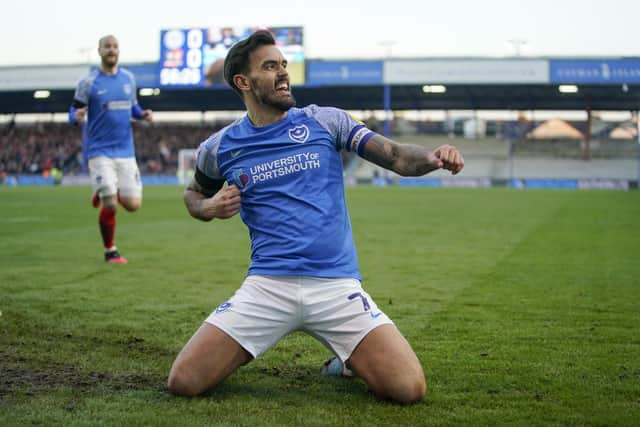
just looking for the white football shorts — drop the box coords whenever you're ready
[205,275,393,362]
[88,156,142,198]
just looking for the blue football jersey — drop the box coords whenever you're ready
[73,67,140,159]
[196,105,376,279]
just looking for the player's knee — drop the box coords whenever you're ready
[382,375,426,404]
[102,197,118,209]
[368,369,426,404]
[167,367,201,397]
[121,199,141,212]
[394,376,426,404]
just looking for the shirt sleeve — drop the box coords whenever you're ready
[73,77,92,104]
[304,105,376,156]
[195,133,223,180]
[130,74,139,105]
[125,70,144,118]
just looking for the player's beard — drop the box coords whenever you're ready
[101,54,118,70]
[250,78,296,112]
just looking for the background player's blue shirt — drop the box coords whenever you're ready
[196,105,375,280]
[73,67,140,159]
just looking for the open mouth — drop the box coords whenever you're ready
[276,81,290,94]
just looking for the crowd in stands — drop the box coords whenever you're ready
[1,121,81,176]
[0,120,230,177]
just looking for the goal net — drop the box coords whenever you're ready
[177,149,197,185]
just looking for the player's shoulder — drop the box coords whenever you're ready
[77,68,100,86]
[298,104,347,118]
[299,104,361,124]
[119,67,135,78]
[298,104,363,133]
[200,118,242,151]
[196,119,242,175]
[117,67,137,84]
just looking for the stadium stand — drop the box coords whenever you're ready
[1,118,638,185]
[0,121,230,176]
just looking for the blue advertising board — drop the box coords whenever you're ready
[306,61,383,86]
[550,59,640,84]
[89,64,159,88]
[124,64,158,88]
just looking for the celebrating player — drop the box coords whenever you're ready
[69,35,153,264]
[167,30,463,403]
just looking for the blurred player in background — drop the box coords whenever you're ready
[167,30,463,404]
[69,35,153,264]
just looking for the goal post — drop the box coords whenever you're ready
[177,149,197,185]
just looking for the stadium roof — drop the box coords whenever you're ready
[1,58,639,114]
[2,83,638,115]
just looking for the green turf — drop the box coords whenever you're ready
[1,186,639,426]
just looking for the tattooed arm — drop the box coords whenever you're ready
[361,133,464,176]
[183,178,241,222]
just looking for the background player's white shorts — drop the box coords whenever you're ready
[205,275,393,362]
[88,156,142,198]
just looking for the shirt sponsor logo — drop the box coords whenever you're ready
[106,100,132,110]
[288,125,310,143]
[248,152,321,184]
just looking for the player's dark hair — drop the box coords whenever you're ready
[224,30,276,96]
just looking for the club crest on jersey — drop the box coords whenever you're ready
[288,125,309,143]
[123,84,132,95]
[231,169,250,190]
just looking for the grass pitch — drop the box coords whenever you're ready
[1,185,639,426]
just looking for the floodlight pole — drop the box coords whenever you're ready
[379,40,396,186]
[584,95,592,161]
[78,47,93,66]
[637,110,640,188]
[508,38,528,57]
[508,137,514,184]
[383,84,391,137]
[379,40,396,139]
